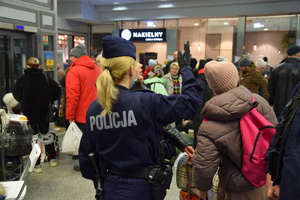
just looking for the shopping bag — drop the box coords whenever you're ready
[61,122,82,155]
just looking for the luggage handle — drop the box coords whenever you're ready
[186,153,196,189]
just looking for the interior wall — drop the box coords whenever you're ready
[133,42,167,65]
[96,26,289,67]
[244,31,287,67]
[178,26,234,62]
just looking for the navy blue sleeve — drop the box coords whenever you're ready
[79,111,97,181]
[147,67,203,127]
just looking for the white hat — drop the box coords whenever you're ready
[256,58,267,69]
[3,93,18,109]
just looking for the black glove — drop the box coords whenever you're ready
[177,51,191,70]
[183,41,191,64]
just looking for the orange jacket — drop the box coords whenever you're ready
[66,55,101,123]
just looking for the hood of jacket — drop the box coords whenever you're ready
[70,55,96,70]
[144,77,166,86]
[201,85,252,121]
[24,68,43,75]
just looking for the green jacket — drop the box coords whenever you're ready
[144,77,168,95]
[238,64,269,100]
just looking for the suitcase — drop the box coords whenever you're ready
[176,153,223,200]
[179,190,199,200]
[176,154,197,197]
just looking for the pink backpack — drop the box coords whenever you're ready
[240,95,276,187]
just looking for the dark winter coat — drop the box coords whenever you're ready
[192,71,213,138]
[13,67,61,119]
[268,57,300,116]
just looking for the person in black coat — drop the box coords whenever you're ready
[13,57,61,172]
[268,45,300,117]
[192,59,214,146]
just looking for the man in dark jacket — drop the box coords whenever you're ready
[268,44,300,117]
[238,57,269,100]
[266,81,300,200]
[13,57,61,172]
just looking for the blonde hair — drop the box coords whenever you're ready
[170,62,179,70]
[26,57,40,68]
[96,52,102,67]
[164,59,170,65]
[149,68,164,79]
[150,64,161,72]
[96,56,136,116]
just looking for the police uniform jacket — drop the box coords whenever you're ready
[79,67,202,181]
[266,81,300,199]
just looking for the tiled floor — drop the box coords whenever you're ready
[20,128,181,200]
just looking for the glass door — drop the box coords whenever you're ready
[13,33,28,81]
[0,31,29,108]
[0,34,11,108]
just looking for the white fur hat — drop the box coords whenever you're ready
[3,93,18,109]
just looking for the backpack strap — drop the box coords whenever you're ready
[249,95,259,111]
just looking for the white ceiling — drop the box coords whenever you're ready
[57,0,300,31]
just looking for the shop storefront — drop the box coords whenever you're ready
[93,15,299,68]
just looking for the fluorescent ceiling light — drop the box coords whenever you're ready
[158,4,174,8]
[261,25,265,27]
[264,28,268,31]
[253,23,262,28]
[113,6,127,11]
[194,23,199,26]
[224,22,228,25]
[147,22,154,26]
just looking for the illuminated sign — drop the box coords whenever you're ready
[14,25,24,31]
[120,28,166,42]
[43,35,48,45]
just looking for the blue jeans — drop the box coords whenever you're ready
[100,173,154,200]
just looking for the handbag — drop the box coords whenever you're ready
[44,74,58,122]
[61,122,83,155]
[46,102,58,122]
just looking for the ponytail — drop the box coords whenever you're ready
[97,56,136,116]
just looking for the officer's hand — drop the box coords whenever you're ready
[183,145,194,158]
[178,51,191,70]
[183,41,191,63]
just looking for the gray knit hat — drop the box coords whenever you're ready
[204,61,239,95]
[70,44,87,58]
[148,59,157,68]
[239,57,251,67]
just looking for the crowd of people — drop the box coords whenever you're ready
[2,35,300,199]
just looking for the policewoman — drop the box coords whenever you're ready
[79,36,203,200]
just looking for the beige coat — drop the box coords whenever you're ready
[191,86,277,199]
[164,72,182,95]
